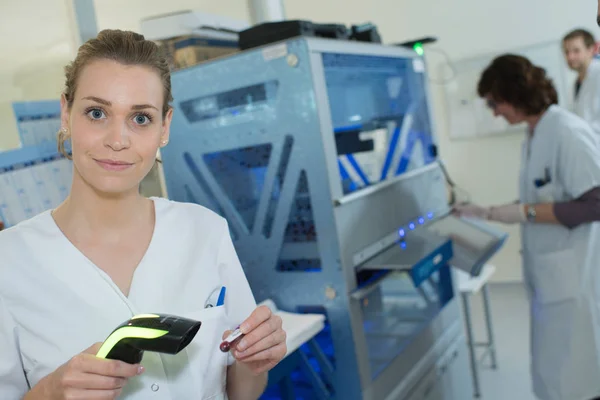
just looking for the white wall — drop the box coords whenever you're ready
[0,0,76,151]
[93,0,250,32]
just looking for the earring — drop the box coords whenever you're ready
[161,140,168,145]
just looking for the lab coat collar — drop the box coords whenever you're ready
[531,105,558,138]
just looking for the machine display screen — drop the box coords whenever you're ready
[322,53,413,129]
[322,52,437,195]
[180,80,279,123]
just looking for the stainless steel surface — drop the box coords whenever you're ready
[482,285,498,369]
[462,293,481,398]
[426,215,507,276]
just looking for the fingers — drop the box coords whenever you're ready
[72,354,143,378]
[235,341,287,365]
[84,342,104,355]
[60,371,128,390]
[235,313,281,352]
[222,330,232,341]
[239,305,272,334]
[233,317,286,359]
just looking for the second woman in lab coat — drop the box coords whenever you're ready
[455,54,600,400]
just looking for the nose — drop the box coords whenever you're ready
[105,120,131,151]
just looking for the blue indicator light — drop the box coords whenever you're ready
[418,217,425,225]
[400,241,407,249]
[398,228,406,237]
[427,212,434,219]
[409,223,415,230]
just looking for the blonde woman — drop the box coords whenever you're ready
[0,30,286,400]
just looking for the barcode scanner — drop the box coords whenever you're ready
[96,314,201,364]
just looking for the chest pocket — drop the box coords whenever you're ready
[534,182,555,203]
[525,162,572,252]
[162,306,230,399]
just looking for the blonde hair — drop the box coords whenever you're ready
[58,29,173,158]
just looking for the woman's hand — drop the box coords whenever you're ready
[29,342,143,400]
[452,203,490,220]
[223,305,287,375]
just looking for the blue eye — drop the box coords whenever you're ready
[134,114,151,125]
[87,109,105,120]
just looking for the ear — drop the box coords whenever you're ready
[60,93,70,133]
[159,107,173,147]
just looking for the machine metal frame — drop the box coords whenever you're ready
[161,36,504,400]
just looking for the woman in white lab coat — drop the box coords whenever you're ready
[0,29,286,400]
[455,54,600,400]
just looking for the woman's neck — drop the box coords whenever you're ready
[53,173,153,238]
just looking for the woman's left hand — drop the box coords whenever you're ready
[223,305,287,375]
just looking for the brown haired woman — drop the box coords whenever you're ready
[0,29,286,400]
[455,54,600,400]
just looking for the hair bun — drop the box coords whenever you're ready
[530,66,546,81]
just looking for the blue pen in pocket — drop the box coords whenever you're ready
[216,286,226,307]
[534,167,552,188]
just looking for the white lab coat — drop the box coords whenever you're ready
[519,105,600,400]
[0,197,257,399]
[572,58,600,135]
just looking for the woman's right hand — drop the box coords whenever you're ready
[452,203,490,220]
[31,342,144,400]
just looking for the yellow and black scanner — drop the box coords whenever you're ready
[96,314,201,364]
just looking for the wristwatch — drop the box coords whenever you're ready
[525,204,536,222]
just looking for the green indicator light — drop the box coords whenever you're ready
[413,43,424,56]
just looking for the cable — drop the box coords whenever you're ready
[437,159,471,206]
[424,47,457,85]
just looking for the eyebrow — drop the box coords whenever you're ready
[82,96,159,111]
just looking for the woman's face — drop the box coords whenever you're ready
[61,59,172,196]
[484,95,526,125]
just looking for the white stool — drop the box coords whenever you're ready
[456,264,498,399]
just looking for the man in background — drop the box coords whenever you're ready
[563,29,600,134]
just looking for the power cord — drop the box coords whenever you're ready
[437,160,471,206]
[424,47,457,85]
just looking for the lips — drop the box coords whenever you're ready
[94,158,134,171]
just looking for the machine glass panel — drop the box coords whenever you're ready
[358,266,453,379]
[322,53,437,195]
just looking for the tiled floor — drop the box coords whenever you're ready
[462,283,537,400]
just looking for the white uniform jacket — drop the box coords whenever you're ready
[0,197,257,399]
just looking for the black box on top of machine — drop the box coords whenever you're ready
[238,20,350,50]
